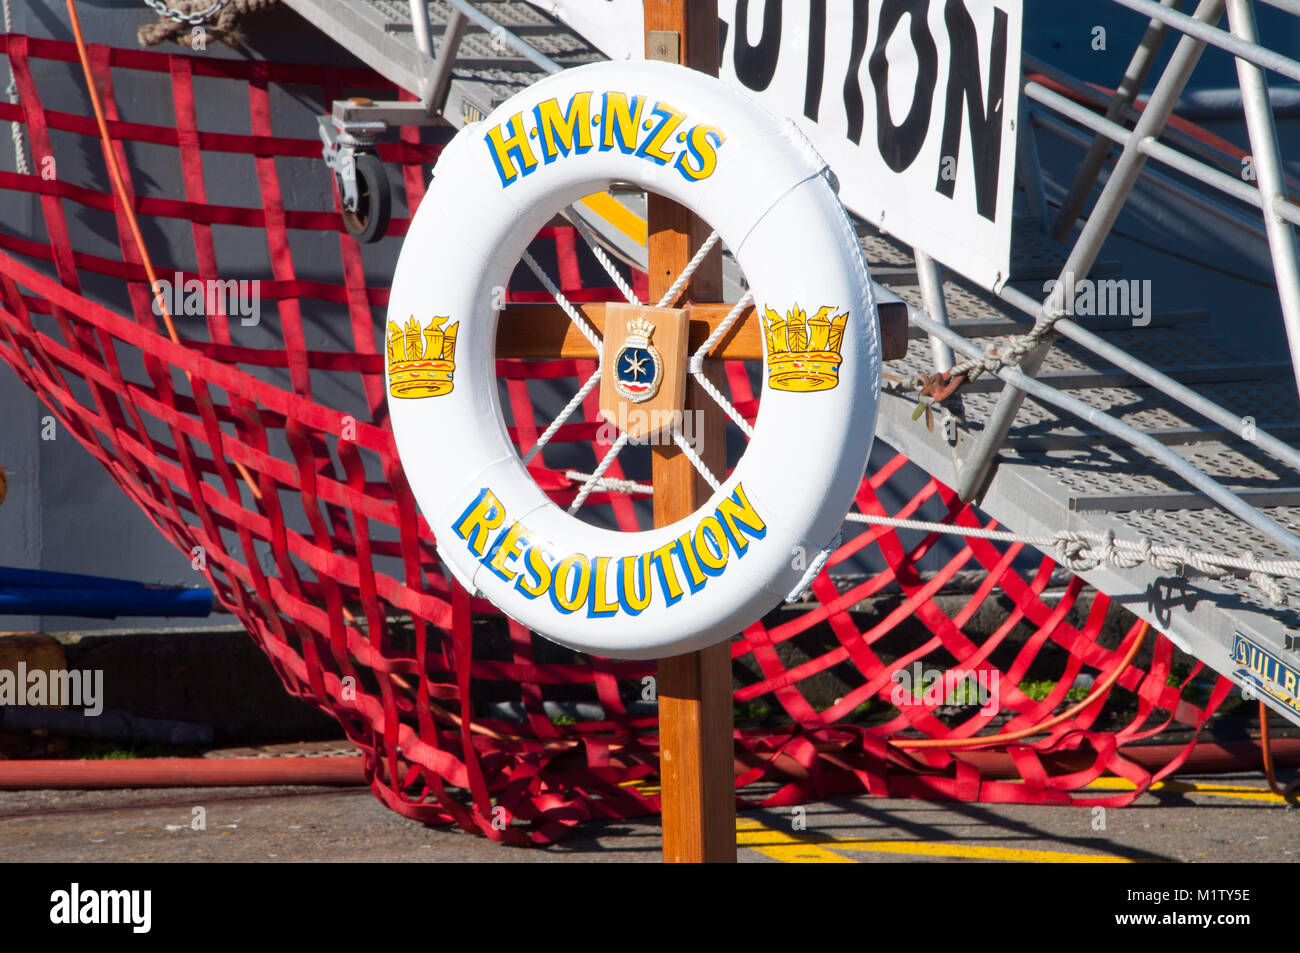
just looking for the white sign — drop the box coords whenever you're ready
[527,0,1023,291]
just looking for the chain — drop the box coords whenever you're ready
[141,0,234,27]
[3,0,29,176]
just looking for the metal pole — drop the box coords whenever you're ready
[408,0,433,55]
[444,0,562,74]
[910,307,1300,556]
[1025,81,1298,228]
[1052,0,1185,241]
[956,0,1226,503]
[425,8,467,115]
[1111,0,1300,83]
[1025,52,1266,184]
[1224,0,1300,402]
[1015,98,1050,232]
[914,249,953,372]
[993,282,1300,476]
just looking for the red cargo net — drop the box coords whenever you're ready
[0,35,1232,843]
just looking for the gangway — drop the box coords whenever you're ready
[278,0,1300,726]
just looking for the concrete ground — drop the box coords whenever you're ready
[0,772,1294,863]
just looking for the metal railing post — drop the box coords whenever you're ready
[1052,0,1186,241]
[1225,0,1300,401]
[409,0,433,55]
[915,249,954,373]
[425,8,467,116]
[956,0,1226,503]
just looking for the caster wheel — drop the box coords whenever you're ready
[341,151,391,244]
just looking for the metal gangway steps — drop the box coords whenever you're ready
[279,0,1300,725]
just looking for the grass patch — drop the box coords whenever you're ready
[68,741,205,760]
[1018,678,1089,703]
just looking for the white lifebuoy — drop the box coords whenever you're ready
[387,60,880,660]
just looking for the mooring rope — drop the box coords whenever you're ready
[137,0,278,48]
[843,510,1297,606]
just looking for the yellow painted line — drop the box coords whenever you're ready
[735,818,859,863]
[829,839,1135,863]
[617,779,660,796]
[735,817,1132,864]
[578,191,647,247]
[1086,777,1289,804]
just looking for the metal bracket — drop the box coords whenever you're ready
[318,104,384,213]
[646,30,680,64]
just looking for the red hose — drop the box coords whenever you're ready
[0,757,366,789]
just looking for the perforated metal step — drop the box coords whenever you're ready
[281,0,601,125]
[869,225,1300,715]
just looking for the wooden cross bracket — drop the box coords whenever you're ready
[497,299,909,362]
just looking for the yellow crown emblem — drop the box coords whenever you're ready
[625,316,656,344]
[387,315,458,399]
[761,304,848,392]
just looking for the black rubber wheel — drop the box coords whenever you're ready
[340,150,391,244]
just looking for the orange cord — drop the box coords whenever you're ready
[65,0,261,501]
[1258,700,1298,799]
[892,620,1149,750]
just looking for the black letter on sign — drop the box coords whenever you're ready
[843,0,870,144]
[868,0,937,173]
[805,0,827,121]
[936,0,1008,221]
[733,0,781,92]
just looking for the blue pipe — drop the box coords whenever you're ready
[0,566,213,618]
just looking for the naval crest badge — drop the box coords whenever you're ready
[612,317,663,403]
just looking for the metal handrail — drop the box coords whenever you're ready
[926,0,1300,564]
[957,0,1226,502]
[443,0,561,75]
[1112,0,1300,82]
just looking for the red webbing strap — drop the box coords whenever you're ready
[248,62,310,398]
[8,37,79,294]
[0,33,1241,841]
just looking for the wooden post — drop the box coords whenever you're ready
[644,0,736,864]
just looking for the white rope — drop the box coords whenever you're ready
[656,230,721,308]
[670,425,721,492]
[947,286,1073,382]
[688,289,753,371]
[517,250,604,466]
[521,368,601,465]
[948,323,1058,382]
[568,429,631,513]
[563,470,653,496]
[844,510,1298,606]
[568,213,640,306]
[688,289,756,438]
[692,368,754,438]
[3,0,29,177]
[521,250,603,352]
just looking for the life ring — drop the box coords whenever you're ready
[387,60,880,660]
